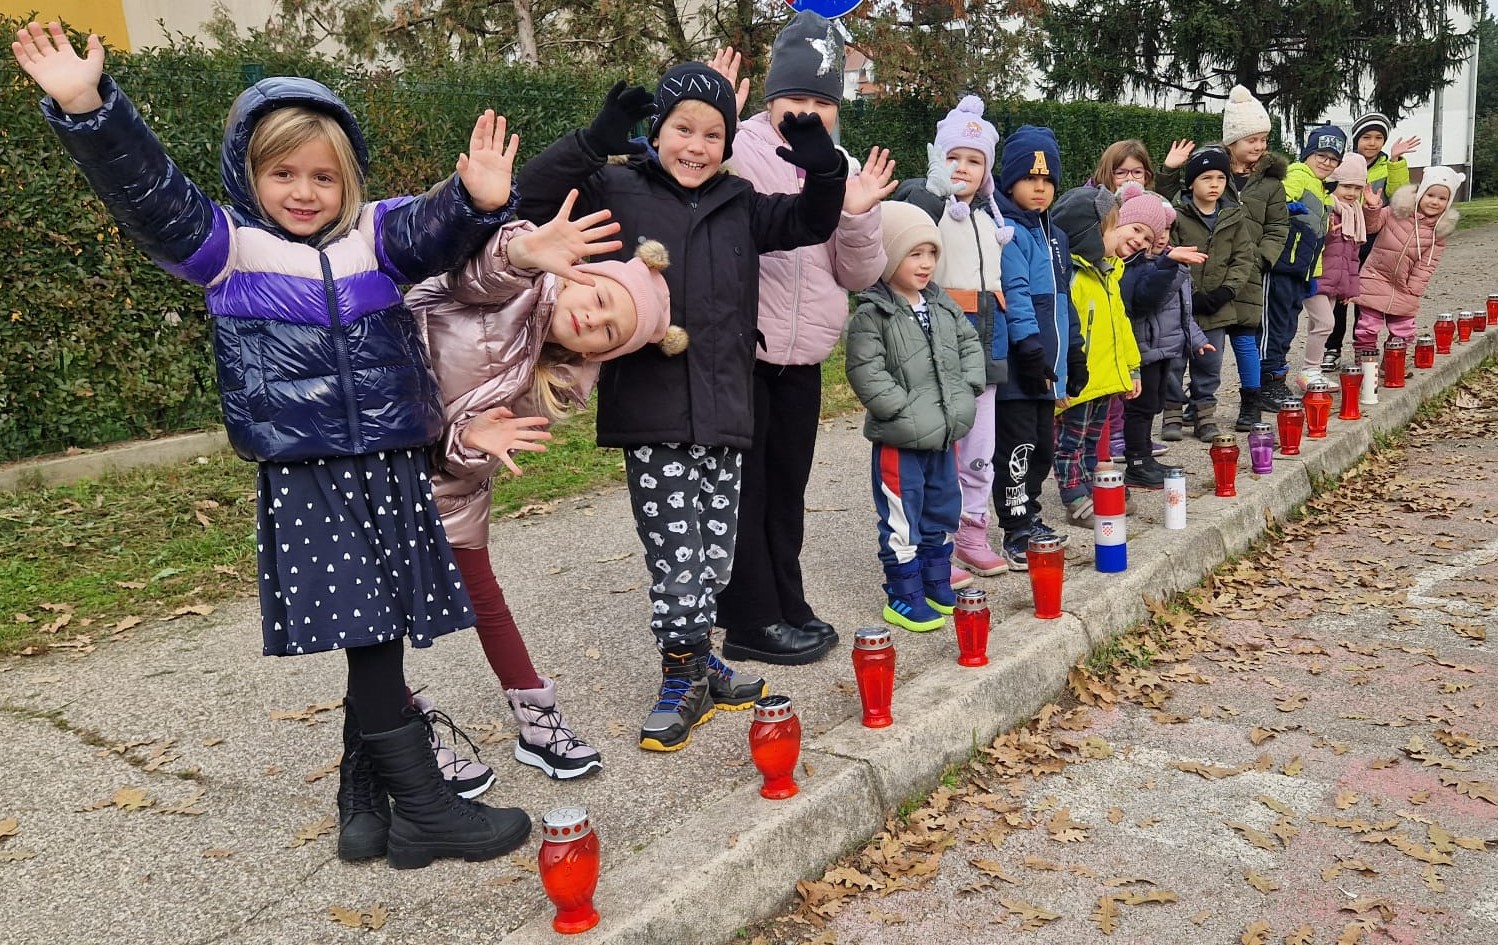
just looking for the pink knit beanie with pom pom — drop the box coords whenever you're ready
[1114,181,1175,240]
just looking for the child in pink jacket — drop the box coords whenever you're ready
[1353,167,1463,347]
[407,195,682,781]
[711,14,894,666]
[1315,154,1382,359]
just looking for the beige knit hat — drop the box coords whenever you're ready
[1221,85,1271,146]
[573,241,686,361]
[879,201,942,282]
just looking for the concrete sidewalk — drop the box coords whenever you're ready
[1,230,1496,945]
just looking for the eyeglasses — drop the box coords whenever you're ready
[1112,167,1148,180]
[1309,152,1342,165]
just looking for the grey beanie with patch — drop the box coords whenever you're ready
[763,11,844,105]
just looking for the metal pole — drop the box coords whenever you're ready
[1467,29,1480,199]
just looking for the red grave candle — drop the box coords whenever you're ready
[538,807,601,934]
[954,587,991,667]
[1277,399,1304,456]
[852,628,895,728]
[748,695,800,799]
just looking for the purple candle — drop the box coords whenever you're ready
[1248,423,1274,474]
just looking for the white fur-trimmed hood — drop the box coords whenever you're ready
[1388,183,1460,238]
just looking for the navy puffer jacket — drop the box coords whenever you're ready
[42,76,511,462]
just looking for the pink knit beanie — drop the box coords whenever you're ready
[934,95,1000,197]
[1326,153,1369,187]
[1114,182,1175,240]
[573,241,685,361]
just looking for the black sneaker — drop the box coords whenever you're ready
[639,660,714,752]
[704,652,768,709]
[1262,374,1293,408]
[1123,457,1167,490]
[1001,534,1030,571]
[1029,519,1070,547]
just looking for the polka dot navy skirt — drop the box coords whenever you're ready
[256,449,474,656]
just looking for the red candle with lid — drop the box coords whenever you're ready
[1381,337,1407,389]
[1338,366,1362,420]
[1414,333,1436,369]
[538,807,601,934]
[1026,535,1065,619]
[1303,380,1334,437]
[1277,399,1304,456]
[748,695,800,799]
[954,587,990,667]
[1209,433,1240,497]
[1458,311,1474,343]
[1434,313,1456,354]
[1474,304,1488,332]
[852,628,895,728]
[1487,295,1498,328]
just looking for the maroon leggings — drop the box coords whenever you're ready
[451,546,543,692]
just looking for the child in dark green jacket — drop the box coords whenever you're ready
[846,201,985,633]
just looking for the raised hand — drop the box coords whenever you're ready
[1363,184,1383,209]
[460,406,552,475]
[708,46,751,119]
[507,189,623,283]
[1163,139,1195,171]
[844,147,896,214]
[925,143,960,197]
[1389,136,1421,161]
[455,110,520,213]
[585,81,655,156]
[1167,245,1208,266]
[11,20,105,114]
[775,112,841,176]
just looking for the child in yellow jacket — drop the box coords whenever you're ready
[1047,183,1162,526]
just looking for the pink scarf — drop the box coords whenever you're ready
[1333,196,1366,244]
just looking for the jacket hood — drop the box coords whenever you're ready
[1250,151,1288,182]
[1051,184,1116,267]
[1388,184,1459,239]
[221,77,368,225]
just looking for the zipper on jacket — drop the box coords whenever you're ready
[785,249,803,364]
[321,252,362,453]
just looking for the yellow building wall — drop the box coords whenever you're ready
[1,1,132,49]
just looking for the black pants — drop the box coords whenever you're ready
[717,362,822,632]
[993,397,1056,537]
[1124,360,1169,457]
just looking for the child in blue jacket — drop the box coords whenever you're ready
[988,126,1087,570]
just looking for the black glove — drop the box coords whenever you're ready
[585,81,655,156]
[775,112,843,176]
[1065,344,1090,399]
[1191,287,1234,317]
[1011,337,1057,398]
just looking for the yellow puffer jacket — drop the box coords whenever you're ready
[1064,254,1140,408]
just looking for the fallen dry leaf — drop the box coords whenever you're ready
[1226,821,1279,851]
[999,897,1062,931]
[1245,869,1279,893]
[288,816,336,848]
[0,818,17,840]
[1091,894,1121,934]
[1242,918,1272,945]
[1285,926,1314,945]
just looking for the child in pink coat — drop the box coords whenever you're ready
[710,17,893,666]
[1315,154,1383,357]
[1353,167,1463,347]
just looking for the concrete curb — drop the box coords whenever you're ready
[0,429,229,492]
[502,329,1496,945]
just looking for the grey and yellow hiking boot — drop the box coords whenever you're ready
[705,652,768,709]
[639,653,715,752]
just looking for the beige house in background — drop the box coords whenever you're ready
[2,0,280,51]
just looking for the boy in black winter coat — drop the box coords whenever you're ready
[515,64,866,753]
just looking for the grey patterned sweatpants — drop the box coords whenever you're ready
[624,443,743,652]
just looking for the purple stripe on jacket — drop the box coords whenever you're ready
[162,208,233,285]
[208,270,404,325]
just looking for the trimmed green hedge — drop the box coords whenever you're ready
[0,21,1231,462]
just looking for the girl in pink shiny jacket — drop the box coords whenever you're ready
[405,192,683,781]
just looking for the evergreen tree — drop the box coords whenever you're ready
[1033,0,1480,131]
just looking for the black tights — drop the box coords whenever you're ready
[344,639,407,734]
